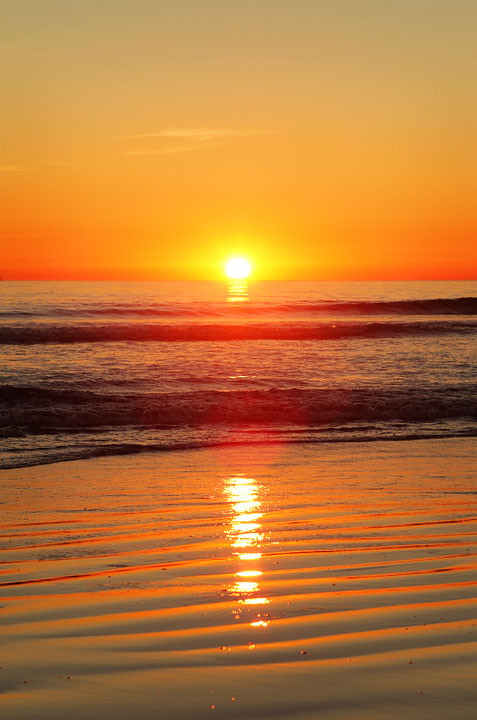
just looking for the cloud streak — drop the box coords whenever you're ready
[0,161,70,173]
[0,165,31,173]
[124,145,203,156]
[124,127,267,157]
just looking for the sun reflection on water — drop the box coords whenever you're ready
[224,475,270,626]
[230,581,259,595]
[241,597,270,606]
[227,279,249,303]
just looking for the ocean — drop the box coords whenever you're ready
[1,280,476,469]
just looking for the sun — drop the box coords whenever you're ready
[225,257,251,280]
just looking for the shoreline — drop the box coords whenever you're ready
[1,427,476,471]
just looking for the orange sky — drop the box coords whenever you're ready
[1,0,476,280]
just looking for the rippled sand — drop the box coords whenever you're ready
[1,438,476,719]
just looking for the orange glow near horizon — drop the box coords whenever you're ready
[1,2,476,280]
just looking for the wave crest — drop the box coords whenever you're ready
[1,296,476,319]
[1,386,475,436]
[0,320,476,344]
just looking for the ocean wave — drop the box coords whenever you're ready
[1,424,476,470]
[1,297,476,319]
[0,320,476,344]
[1,386,475,436]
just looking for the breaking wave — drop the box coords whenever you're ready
[1,297,476,319]
[2,385,476,437]
[1,320,476,344]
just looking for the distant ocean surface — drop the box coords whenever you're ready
[1,280,476,468]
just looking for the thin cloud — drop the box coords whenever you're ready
[0,164,31,173]
[0,161,69,172]
[124,145,203,156]
[35,160,70,166]
[128,128,266,139]
[124,127,268,157]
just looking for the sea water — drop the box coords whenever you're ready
[1,280,476,468]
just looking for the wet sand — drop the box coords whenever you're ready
[1,438,476,719]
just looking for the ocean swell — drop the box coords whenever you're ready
[1,296,476,318]
[1,320,476,344]
[2,386,476,437]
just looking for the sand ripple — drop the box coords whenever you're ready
[1,439,476,719]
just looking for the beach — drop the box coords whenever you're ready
[1,437,476,719]
[3,0,477,715]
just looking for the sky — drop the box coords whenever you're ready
[1,0,476,280]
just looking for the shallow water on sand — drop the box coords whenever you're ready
[1,438,476,718]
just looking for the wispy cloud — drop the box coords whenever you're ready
[123,127,267,157]
[129,128,264,141]
[0,165,31,173]
[35,160,70,166]
[0,161,70,173]
[124,145,202,157]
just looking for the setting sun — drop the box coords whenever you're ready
[225,257,252,279]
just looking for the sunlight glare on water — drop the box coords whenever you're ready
[224,475,269,621]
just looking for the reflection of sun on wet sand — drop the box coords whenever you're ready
[225,476,270,625]
[1,438,477,719]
